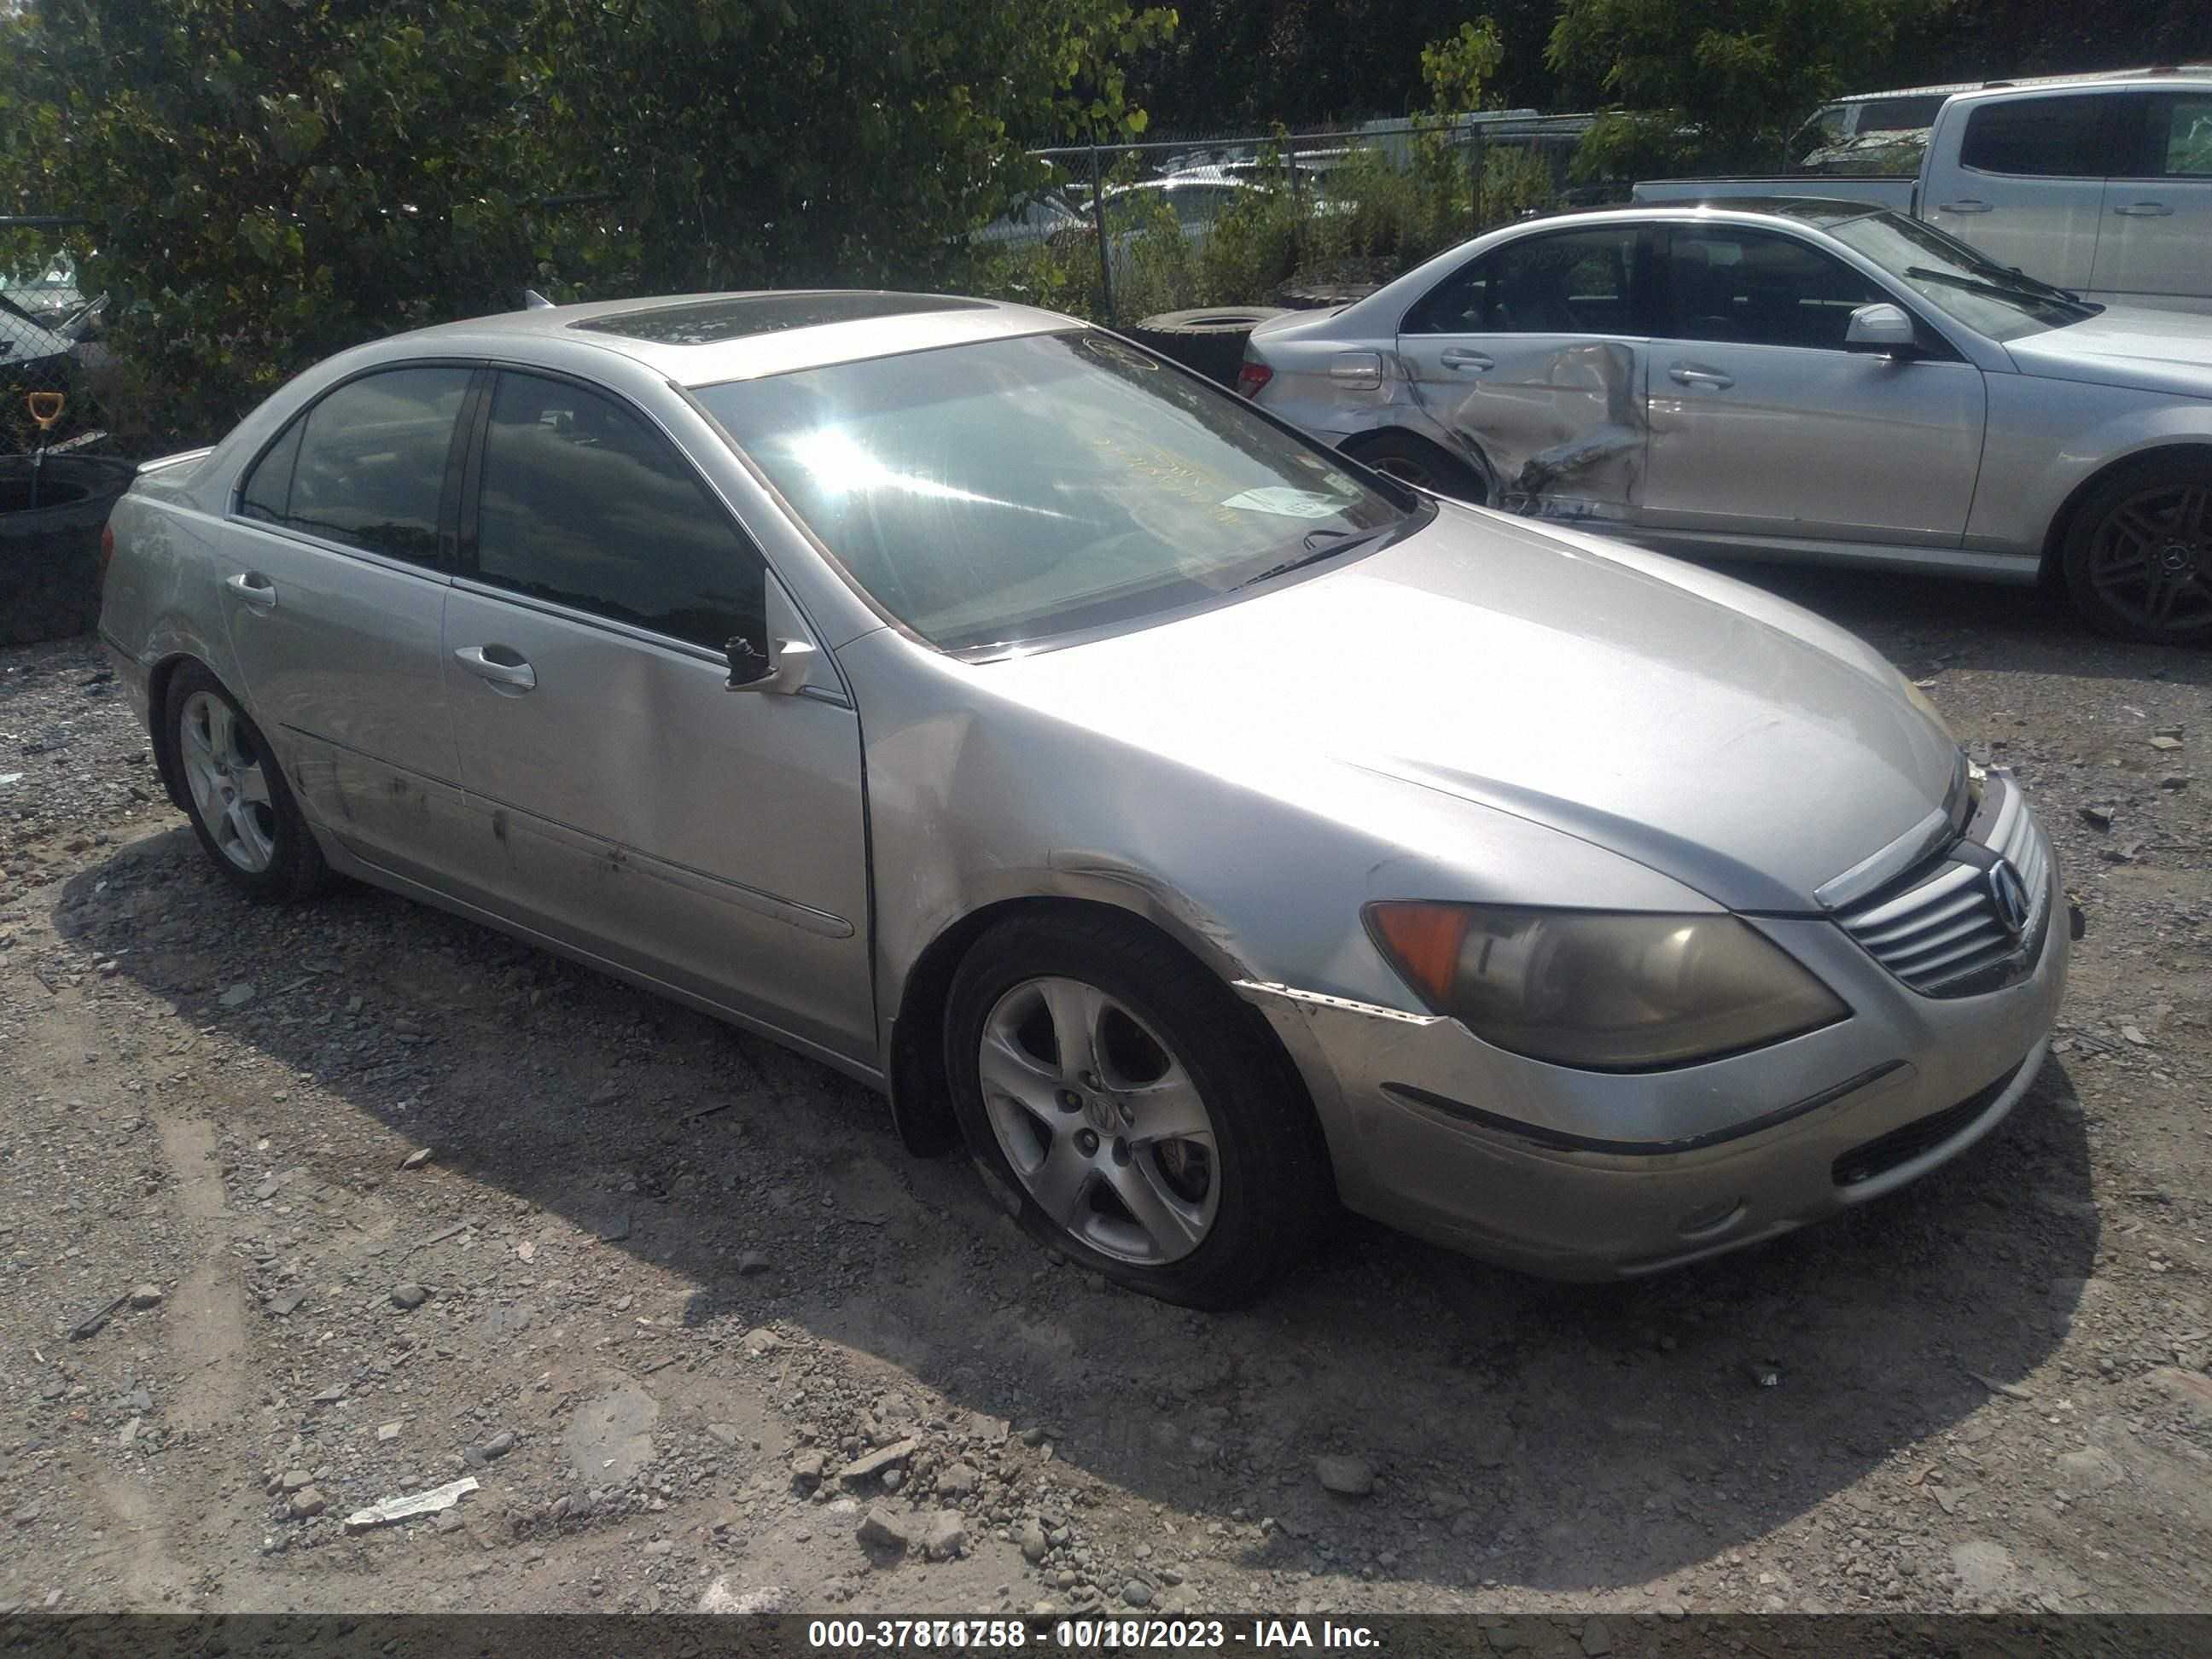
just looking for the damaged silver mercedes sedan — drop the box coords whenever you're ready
[99,290,2066,1307]
[1238,200,2212,645]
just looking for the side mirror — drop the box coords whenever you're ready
[725,634,818,696]
[1844,302,1922,358]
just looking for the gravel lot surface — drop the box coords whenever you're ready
[2,566,2208,1627]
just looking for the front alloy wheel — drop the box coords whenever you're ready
[943,910,1333,1308]
[2064,464,2212,643]
[977,975,1220,1266]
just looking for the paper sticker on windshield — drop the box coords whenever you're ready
[1220,487,1346,519]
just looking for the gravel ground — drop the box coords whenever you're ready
[2,567,2209,1624]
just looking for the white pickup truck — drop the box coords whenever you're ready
[1634,70,2212,313]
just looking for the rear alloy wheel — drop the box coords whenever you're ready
[2061,460,2212,644]
[1342,430,1489,506]
[945,911,1331,1307]
[168,663,329,900]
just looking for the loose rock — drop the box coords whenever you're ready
[921,1511,968,1562]
[1315,1455,1376,1497]
[857,1507,911,1553]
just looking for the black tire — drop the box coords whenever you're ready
[944,909,1333,1309]
[166,662,329,902]
[1120,306,1292,389]
[0,451,137,644]
[2058,454,2212,645]
[1269,280,1382,311]
[1342,428,1491,505]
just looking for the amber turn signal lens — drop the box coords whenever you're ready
[1365,901,1470,1006]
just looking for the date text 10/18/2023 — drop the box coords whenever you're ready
[805,1619,1382,1650]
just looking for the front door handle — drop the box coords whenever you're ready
[224,572,277,610]
[453,644,537,693]
[1668,364,1734,389]
[2111,201,2174,217]
[1936,199,1993,214]
[1439,348,1494,371]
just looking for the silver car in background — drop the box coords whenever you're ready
[100,291,2064,1307]
[1239,200,2212,644]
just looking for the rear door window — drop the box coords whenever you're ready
[240,366,472,565]
[1405,226,1642,335]
[1958,94,2122,178]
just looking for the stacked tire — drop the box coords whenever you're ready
[1120,307,1291,389]
[1,452,137,643]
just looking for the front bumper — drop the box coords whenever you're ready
[1239,798,2069,1280]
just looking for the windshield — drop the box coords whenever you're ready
[1828,211,2097,340]
[696,330,1420,655]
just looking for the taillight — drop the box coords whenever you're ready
[97,521,115,591]
[1236,359,1273,399]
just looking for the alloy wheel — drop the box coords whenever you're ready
[178,690,277,873]
[976,975,1220,1266]
[2087,482,2212,637]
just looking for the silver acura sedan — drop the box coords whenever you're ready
[98,290,2066,1307]
[1237,200,2212,645]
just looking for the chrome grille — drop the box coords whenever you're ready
[1833,775,2051,998]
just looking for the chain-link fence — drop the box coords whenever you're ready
[972,114,1607,326]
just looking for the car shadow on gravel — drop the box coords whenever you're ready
[56,827,2098,1597]
[1709,558,2212,690]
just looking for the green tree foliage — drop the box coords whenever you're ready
[1549,0,1946,177]
[531,0,1172,297]
[1127,0,1563,128]
[0,0,1170,447]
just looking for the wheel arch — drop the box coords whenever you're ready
[145,649,205,814]
[1338,424,1499,504]
[2040,440,2212,580]
[885,893,1333,1186]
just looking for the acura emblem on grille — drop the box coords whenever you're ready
[1987,858,2031,939]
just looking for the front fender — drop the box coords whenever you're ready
[1972,376,2212,555]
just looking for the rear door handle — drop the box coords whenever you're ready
[1668,364,1734,389]
[1936,199,1993,214]
[2111,201,2174,217]
[453,644,537,693]
[224,572,277,610]
[1439,348,1493,371]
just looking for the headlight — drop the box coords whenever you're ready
[1899,673,1956,745]
[1364,903,1848,1071]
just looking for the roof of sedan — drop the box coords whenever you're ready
[399,289,1076,386]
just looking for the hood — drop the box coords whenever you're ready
[2005,306,2212,400]
[981,507,1959,912]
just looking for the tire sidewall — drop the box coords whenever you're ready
[166,663,325,901]
[943,917,1301,1307]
